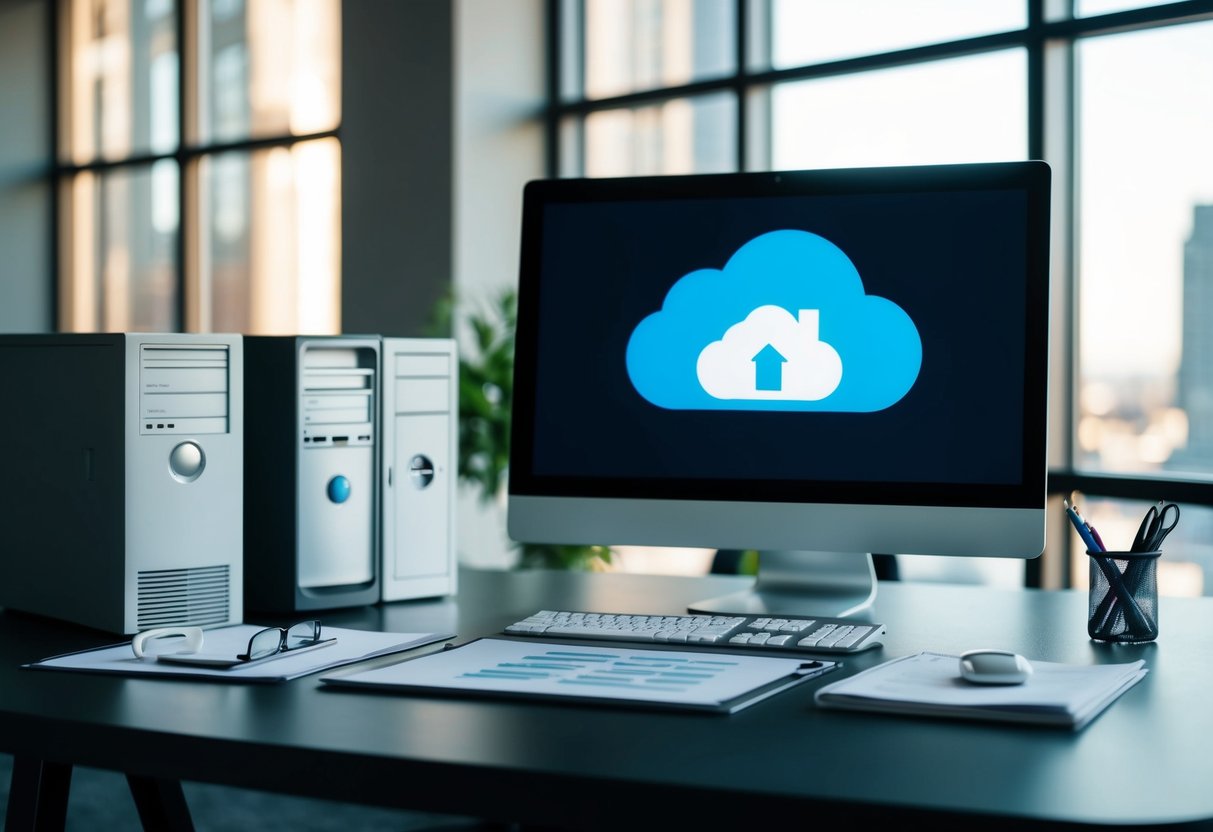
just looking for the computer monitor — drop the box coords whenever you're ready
[507,160,1051,618]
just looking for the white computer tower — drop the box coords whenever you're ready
[380,337,458,602]
[0,333,244,635]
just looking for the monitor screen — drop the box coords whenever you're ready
[508,161,1051,615]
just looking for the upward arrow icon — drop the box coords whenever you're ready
[752,344,787,391]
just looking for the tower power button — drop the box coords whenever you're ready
[409,455,435,489]
[169,441,205,482]
[327,475,351,503]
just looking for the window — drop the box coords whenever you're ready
[579,92,736,177]
[770,49,1027,170]
[770,0,1024,67]
[56,0,341,335]
[549,0,1213,592]
[1072,17,1213,593]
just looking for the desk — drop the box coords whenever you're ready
[1,567,1210,831]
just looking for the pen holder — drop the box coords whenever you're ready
[1087,550,1160,643]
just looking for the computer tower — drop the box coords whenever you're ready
[0,333,244,635]
[243,336,381,613]
[380,338,458,602]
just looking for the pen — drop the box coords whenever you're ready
[1086,520,1107,552]
[1069,498,1122,629]
[1067,500,1107,552]
[1063,499,1101,553]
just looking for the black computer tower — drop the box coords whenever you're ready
[243,335,381,613]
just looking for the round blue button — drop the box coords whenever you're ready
[327,475,351,504]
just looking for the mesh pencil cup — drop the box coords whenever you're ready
[1087,549,1160,643]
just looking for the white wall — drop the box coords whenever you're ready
[452,0,545,568]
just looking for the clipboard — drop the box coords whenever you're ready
[321,637,838,714]
[25,626,453,683]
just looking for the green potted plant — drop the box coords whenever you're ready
[432,287,612,571]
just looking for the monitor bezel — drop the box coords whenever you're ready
[509,160,1051,515]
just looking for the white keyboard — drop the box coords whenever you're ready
[504,609,885,655]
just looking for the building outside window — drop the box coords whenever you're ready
[550,0,1213,593]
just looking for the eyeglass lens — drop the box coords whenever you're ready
[285,619,321,648]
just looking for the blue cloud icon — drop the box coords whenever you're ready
[625,229,922,411]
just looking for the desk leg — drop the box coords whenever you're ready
[5,756,72,832]
[125,775,196,832]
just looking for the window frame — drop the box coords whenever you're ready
[543,0,1213,589]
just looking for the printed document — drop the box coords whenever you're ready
[323,637,837,713]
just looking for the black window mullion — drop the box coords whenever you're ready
[49,0,61,332]
[734,0,746,173]
[545,0,561,178]
[54,128,339,180]
[182,130,341,161]
[1061,33,1079,583]
[1048,0,1213,38]
[176,0,188,333]
[1049,471,1213,506]
[1028,0,1054,593]
[1027,0,1047,161]
[1027,0,1048,596]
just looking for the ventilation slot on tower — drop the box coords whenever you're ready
[137,565,231,628]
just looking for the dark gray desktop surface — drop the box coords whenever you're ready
[0,566,1208,830]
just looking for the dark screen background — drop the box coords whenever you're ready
[522,188,1033,497]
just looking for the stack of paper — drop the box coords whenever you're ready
[814,651,1146,730]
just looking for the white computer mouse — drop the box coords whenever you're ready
[958,649,1034,685]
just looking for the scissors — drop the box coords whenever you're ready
[1132,501,1180,552]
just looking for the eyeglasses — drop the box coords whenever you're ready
[237,620,324,662]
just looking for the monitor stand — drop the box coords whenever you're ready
[687,550,878,619]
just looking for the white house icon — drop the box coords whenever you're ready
[697,306,843,401]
